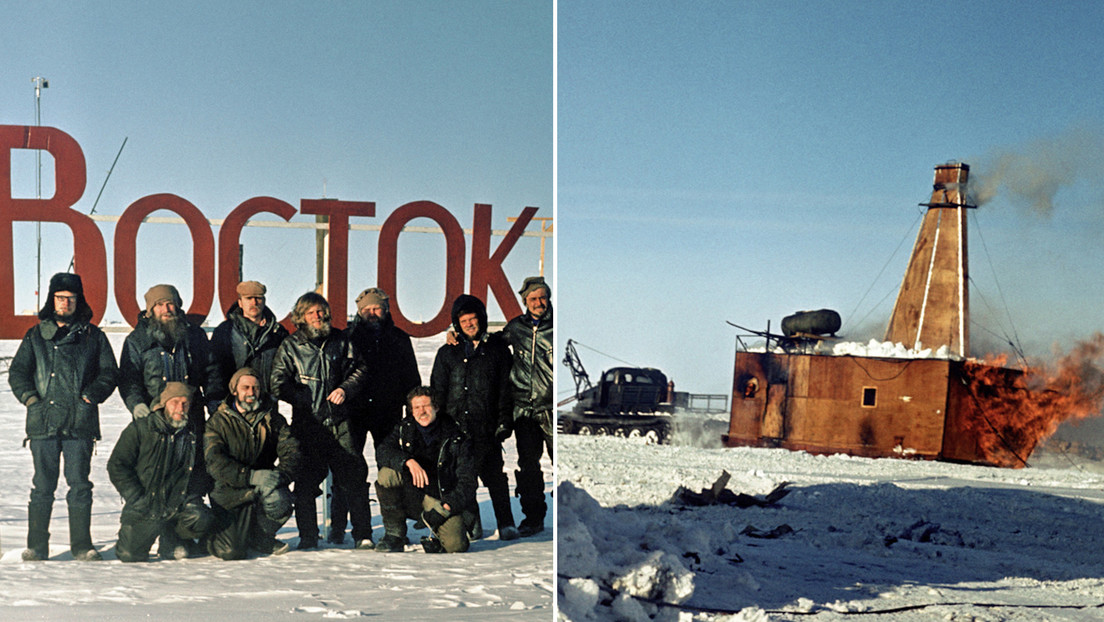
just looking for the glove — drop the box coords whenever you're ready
[495,422,512,443]
[422,507,449,531]
[133,403,151,419]
[249,469,281,495]
[25,395,40,407]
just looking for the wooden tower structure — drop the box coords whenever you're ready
[884,163,974,356]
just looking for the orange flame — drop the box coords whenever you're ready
[958,333,1104,467]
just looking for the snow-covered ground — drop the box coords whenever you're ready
[558,410,1104,621]
[0,332,552,620]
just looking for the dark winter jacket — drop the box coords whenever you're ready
[207,303,290,405]
[205,397,300,510]
[503,305,553,422]
[376,413,477,514]
[118,312,214,421]
[347,313,421,435]
[429,295,513,442]
[108,409,207,524]
[270,327,368,428]
[9,318,118,441]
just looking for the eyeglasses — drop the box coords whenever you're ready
[54,295,78,303]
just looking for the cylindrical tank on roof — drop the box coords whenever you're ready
[781,309,841,337]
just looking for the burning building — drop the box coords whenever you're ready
[724,163,1039,467]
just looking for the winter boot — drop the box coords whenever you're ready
[515,468,547,528]
[328,486,349,544]
[420,535,445,554]
[68,504,101,560]
[465,508,483,541]
[373,480,408,543]
[25,501,52,561]
[518,517,545,537]
[294,495,320,549]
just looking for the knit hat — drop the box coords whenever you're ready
[144,284,183,314]
[236,281,266,297]
[355,287,389,312]
[229,367,258,393]
[518,276,549,298]
[155,382,194,410]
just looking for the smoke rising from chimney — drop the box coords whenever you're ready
[969,124,1104,215]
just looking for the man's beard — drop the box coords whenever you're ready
[53,310,75,323]
[167,412,189,429]
[150,313,187,345]
[237,398,259,413]
[303,321,332,340]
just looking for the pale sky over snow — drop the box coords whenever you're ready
[558,1,1104,397]
[2,1,552,326]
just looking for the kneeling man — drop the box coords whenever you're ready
[108,383,213,562]
[205,368,300,559]
[375,387,477,553]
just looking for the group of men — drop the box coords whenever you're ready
[8,270,553,561]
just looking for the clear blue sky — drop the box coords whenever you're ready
[2,1,552,325]
[559,1,1104,399]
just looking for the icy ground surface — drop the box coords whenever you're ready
[0,333,552,621]
[558,410,1104,621]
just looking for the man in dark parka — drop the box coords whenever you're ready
[502,276,553,537]
[270,291,373,550]
[329,286,420,544]
[108,383,213,562]
[118,284,215,444]
[9,272,117,561]
[375,386,477,554]
[205,367,299,559]
[207,280,289,408]
[430,294,517,541]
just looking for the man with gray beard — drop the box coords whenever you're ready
[205,368,299,559]
[270,292,372,550]
[119,284,215,439]
[108,383,213,562]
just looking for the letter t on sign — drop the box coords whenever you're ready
[300,199,375,329]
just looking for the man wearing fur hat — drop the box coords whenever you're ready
[430,294,518,541]
[208,280,289,409]
[328,287,420,544]
[118,284,215,437]
[108,383,213,562]
[9,272,118,561]
[502,276,553,537]
[205,368,300,559]
[270,292,373,549]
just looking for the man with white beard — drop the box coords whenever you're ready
[108,383,214,562]
[270,292,373,550]
[205,368,299,559]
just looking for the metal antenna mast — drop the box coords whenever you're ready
[32,76,48,309]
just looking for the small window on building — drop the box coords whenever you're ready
[743,377,759,398]
[862,387,877,408]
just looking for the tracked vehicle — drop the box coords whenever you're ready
[558,339,675,442]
